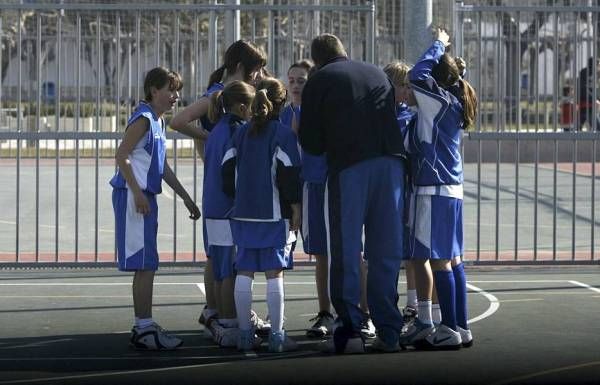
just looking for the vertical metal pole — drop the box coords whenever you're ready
[572,15,578,261]
[16,9,22,262]
[136,12,141,103]
[268,2,275,74]
[534,16,540,260]
[476,11,482,262]
[365,0,375,63]
[553,12,559,260]
[156,13,160,66]
[55,11,62,262]
[209,0,218,75]
[75,13,81,262]
[591,11,597,260]
[36,13,41,262]
[95,14,101,261]
[289,10,295,66]
[514,11,520,260]
[495,15,501,261]
[116,15,121,262]
[193,15,199,262]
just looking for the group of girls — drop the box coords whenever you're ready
[111,27,478,353]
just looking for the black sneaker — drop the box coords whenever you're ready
[306,311,335,338]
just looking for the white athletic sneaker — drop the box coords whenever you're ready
[250,310,271,337]
[306,311,335,338]
[198,306,218,339]
[457,326,473,348]
[398,318,435,347]
[359,317,376,339]
[130,323,183,351]
[418,324,462,350]
[268,330,298,353]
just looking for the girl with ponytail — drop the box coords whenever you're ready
[169,40,267,338]
[201,81,255,347]
[399,27,477,351]
[221,77,301,353]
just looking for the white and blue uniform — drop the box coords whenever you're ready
[407,40,464,261]
[280,104,328,256]
[222,119,302,272]
[110,102,166,271]
[202,113,245,280]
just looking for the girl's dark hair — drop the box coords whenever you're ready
[250,77,286,136]
[143,67,183,102]
[208,40,267,88]
[432,54,478,128]
[207,80,256,123]
[288,59,314,74]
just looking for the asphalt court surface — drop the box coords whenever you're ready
[0,265,599,385]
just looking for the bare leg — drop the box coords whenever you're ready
[133,270,155,319]
[219,277,237,319]
[204,259,217,310]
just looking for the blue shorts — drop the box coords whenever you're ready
[235,235,295,272]
[301,182,328,256]
[112,189,159,271]
[204,219,235,280]
[407,194,463,260]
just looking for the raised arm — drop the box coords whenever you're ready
[169,97,211,140]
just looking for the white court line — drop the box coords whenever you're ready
[0,282,319,286]
[466,283,500,324]
[499,298,544,303]
[568,280,600,294]
[195,283,205,296]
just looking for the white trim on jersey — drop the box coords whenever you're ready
[270,148,282,220]
[415,184,464,199]
[221,148,237,164]
[275,146,293,166]
[205,219,234,246]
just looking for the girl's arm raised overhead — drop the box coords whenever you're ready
[115,118,150,215]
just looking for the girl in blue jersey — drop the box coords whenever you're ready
[400,28,477,350]
[222,77,302,353]
[110,67,201,350]
[169,41,268,335]
[201,81,256,347]
[281,60,337,338]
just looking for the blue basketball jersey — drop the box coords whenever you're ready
[202,113,244,218]
[222,119,302,221]
[109,102,166,194]
[408,40,465,195]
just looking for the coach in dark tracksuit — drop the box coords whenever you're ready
[299,34,406,353]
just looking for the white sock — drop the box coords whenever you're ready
[406,289,418,309]
[234,275,253,331]
[135,317,154,329]
[417,300,433,325]
[218,318,238,328]
[432,303,442,324]
[266,277,284,333]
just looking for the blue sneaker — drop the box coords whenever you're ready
[268,330,298,353]
[398,319,434,348]
[237,329,262,352]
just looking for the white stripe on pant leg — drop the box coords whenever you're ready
[414,195,432,251]
[125,189,145,268]
[324,179,332,307]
